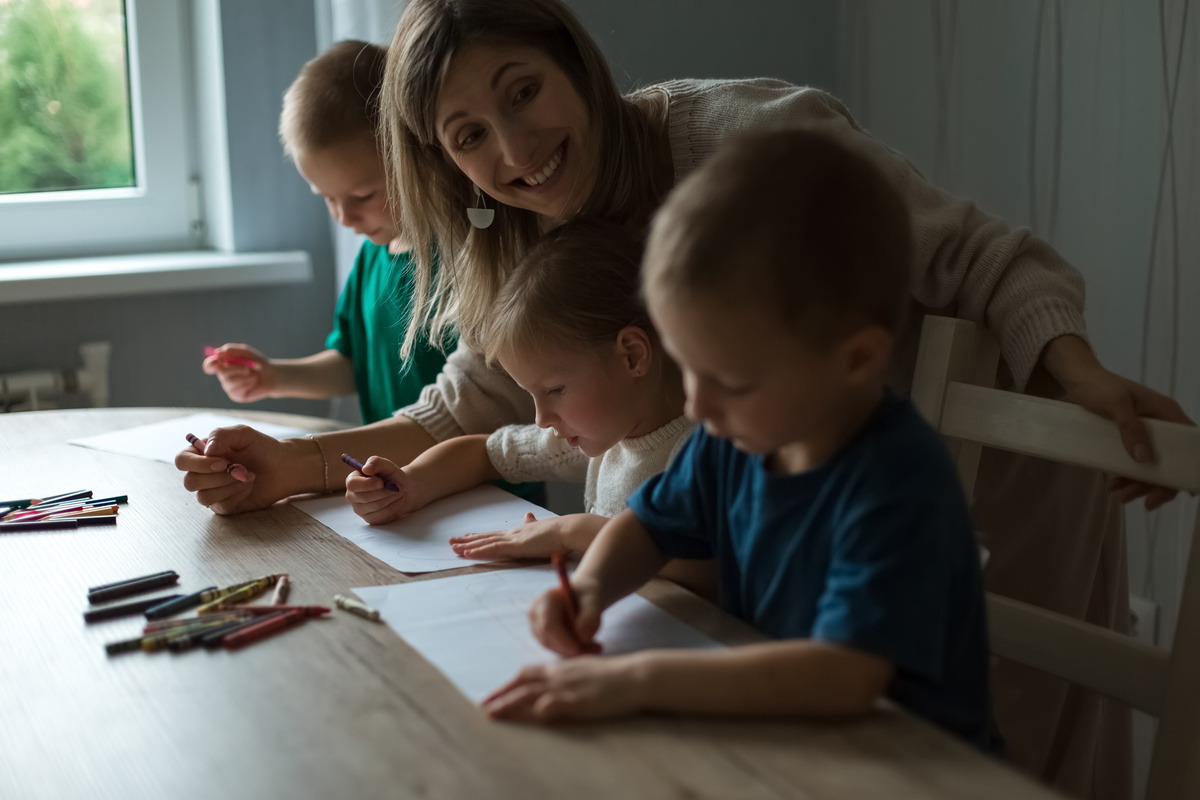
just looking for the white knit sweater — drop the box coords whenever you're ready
[485,417,695,517]
[397,79,1088,442]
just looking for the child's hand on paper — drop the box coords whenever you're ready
[481,655,645,722]
[203,343,275,403]
[527,579,602,657]
[449,512,567,560]
[346,456,425,524]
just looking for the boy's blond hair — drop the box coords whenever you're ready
[481,219,653,368]
[279,40,388,157]
[645,128,912,346]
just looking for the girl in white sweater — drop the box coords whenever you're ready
[345,220,693,562]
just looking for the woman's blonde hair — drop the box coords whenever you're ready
[481,219,652,368]
[380,0,664,357]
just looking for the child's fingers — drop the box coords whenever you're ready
[345,472,387,493]
[531,690,580,722]
[454,538,517,560]
[522,512,537,524]
[574,594,603,652]
[361,455,400,479]
[529,590,587,657]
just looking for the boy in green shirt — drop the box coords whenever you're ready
[204,40,449,425]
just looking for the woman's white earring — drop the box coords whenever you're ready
[467,184,495,229]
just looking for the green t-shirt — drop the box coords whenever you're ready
[326,242,451,425]
[326,241,544,505]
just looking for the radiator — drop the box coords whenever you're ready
[0,341,111,412]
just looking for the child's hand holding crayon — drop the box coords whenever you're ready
[203,344,275,404]
[345,456,425,524]
[527,568,603,658]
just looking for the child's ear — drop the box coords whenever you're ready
[615,326,653,377]
[840,325,893,385]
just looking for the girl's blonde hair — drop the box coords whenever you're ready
[481,219,652,368]
[380,0,664,357]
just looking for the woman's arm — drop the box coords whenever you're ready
[179,341,535,515]
[176,414,438,515]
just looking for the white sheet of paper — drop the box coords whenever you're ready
[68,412,309,464]
[354,566,724,702]
[293,484,556,574]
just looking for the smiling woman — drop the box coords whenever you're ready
[381,0,670,356]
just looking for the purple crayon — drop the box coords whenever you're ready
[340,453,399,493]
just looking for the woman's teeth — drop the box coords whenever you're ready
[521,147,563,186]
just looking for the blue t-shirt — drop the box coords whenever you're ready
[627,393,998,753]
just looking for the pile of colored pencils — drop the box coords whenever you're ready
[0,490,125,531]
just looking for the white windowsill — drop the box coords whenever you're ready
[0,251,312,305]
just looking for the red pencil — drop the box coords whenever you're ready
[223,609,307,649]
[552,551,578,619]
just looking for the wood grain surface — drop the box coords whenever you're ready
[0,408,1064,800]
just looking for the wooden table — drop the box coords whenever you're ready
[0,408,1063,800]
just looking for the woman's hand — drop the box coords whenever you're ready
[449,512,570,560]
[1043,335,1194,509]
[481,655,647,723]
[203,344,276,403]
[345,456,426,524]
[175,426,315,515]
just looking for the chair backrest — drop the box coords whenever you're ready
[911,316,1200,800]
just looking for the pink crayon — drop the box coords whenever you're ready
[204,346,260,370]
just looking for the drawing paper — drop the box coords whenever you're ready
[68,412,309,464]
[293,484,556,574]
[354,566,724,702]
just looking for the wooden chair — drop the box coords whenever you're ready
[910,315,1200,800]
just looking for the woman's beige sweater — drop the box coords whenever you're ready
[397,79,1088,442]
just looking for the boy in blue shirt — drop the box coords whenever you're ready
[484,129,999,753]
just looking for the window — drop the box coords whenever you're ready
[0,0,194,262]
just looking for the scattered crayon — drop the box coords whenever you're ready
[142,611,250,634]
[269,574,290,606]
[88,571,180,605]
[226,605,329,617]
[334,594,380,622]
[89,570,178,595]
[224,609,307,650]
[202,614,283,649]
[144,586,219,620]
[84,594,185,624]
[196,575,281,614]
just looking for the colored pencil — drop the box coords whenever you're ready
[0,519,80,532]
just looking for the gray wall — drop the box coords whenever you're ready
[0,0,334,417]
[569,0,839,92]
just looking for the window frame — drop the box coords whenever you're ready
[0,0,195,262]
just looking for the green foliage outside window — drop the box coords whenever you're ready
[0,0,135,195]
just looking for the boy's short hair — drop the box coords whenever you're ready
[481,219,652,367]
[279,40,388,158]
[644,128,912,346]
